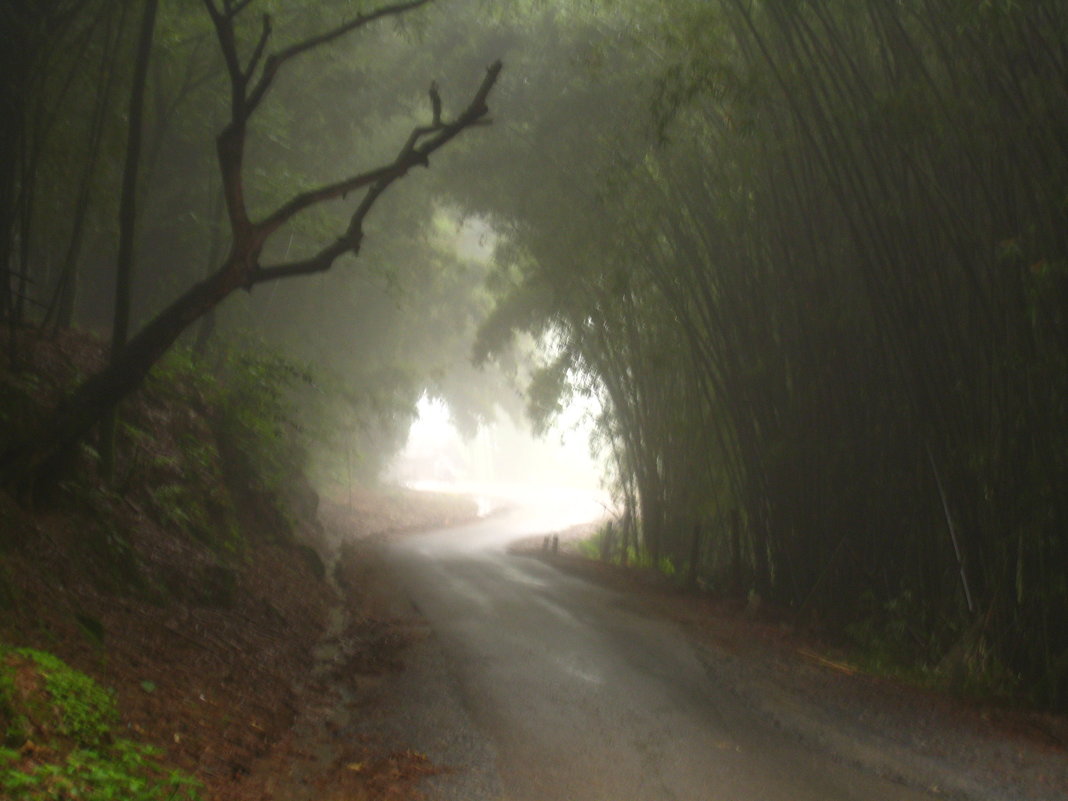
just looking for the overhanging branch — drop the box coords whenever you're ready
[246,0,435,114]
[244,14,271,80]
[256,162,402,238]
[251,60,503,284]
[223,0,255,18]
[201,0,243,95]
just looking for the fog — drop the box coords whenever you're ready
[7,0,1068,706]
[389,393,607,493]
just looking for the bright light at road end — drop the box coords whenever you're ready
[389,393,609,498]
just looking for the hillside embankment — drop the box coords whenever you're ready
[0,329,476,800]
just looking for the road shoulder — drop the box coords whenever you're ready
[517,544,1068,801]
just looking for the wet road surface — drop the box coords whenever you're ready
[378,489,943,801]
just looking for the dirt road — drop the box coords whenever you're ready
[356,489,1044,801]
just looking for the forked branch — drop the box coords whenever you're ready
[0,0,499,498]
[257,60,501,242]
[208,0,443,240]
[246,0,434,114]
[252,60,503,284]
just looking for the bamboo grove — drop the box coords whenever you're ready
[457,0,1068,706]
[3,0,1067,707]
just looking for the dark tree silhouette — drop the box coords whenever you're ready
[0,0,501,496]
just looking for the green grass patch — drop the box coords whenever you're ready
[0,740,202,801]
[13,648,115,745]
[0,646,202,800]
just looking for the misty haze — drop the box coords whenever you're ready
[1,1,1066,800]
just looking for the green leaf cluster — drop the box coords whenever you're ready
[0,647,202,801]
[212,345,315,496]
[0,740,201,801]
[13,649,116,746]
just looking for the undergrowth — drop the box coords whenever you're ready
[149,344,314,535]
[0,645,201,801]
[578,522,673,576]
[844,591,1022,701]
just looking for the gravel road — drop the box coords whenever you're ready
[350,489,1067,801]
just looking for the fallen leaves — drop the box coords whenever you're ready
[797,648,858,676]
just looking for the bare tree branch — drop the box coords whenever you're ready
[201,0,244,105]
[429,80,442,125]
[256,163,400,239]
[224,0,255,19]
[251,59,503,284]
[255,119,447,239]
[244,14,271,81]
[245,0,434,114]
[209,0,440,239]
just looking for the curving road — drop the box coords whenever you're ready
[372,488,944,801]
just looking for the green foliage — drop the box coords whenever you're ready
[212,346,314,496]
[147,478,239,553]
[0,740,202,801]
[151,342,320,542]
[845,597,1023,701]
[577,536,601,560]
[525,353,574,436]
[133,349,244,553]
[846,594,930,679]
[443,0,1068,708]
[12,648,116,746]
[0,648,202,801]
[145,347,211,400]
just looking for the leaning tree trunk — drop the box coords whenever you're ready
[0,0,501,502]
[1,261,244,496]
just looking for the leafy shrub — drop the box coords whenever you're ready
[0,647,202,800]
[15,648,116,745]
[212,348,314,495]
[0,740,202,801]
[141,343,315,546]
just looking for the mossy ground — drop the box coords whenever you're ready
[0,647,202,800]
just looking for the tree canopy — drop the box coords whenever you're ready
[436,0,1068,708]
[2,0,1067,708]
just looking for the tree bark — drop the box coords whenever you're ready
[0,1,501,497]
[687,521,701,590]
[99,0,158,478]
[51,3,128,331]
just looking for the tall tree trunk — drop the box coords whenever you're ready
[50,4,126,331]
[0,5,28,329]
[100,0,158,478]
